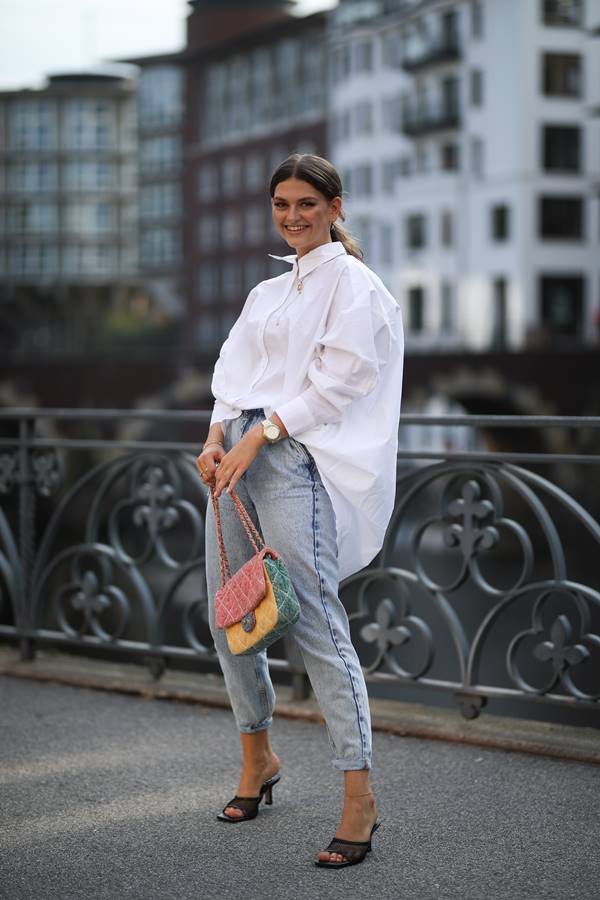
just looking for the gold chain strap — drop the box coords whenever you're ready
[210,486,265,590]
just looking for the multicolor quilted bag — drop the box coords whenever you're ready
[210,486,300,656]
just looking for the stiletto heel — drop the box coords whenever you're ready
[216,774,280,823]
[315,821,381,869]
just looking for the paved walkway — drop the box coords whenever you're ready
[1,676,598,900]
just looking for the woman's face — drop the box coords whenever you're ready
[271,177,341,258]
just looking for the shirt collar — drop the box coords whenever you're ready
[268,241,347,279]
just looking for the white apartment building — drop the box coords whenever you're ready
[329,0,600,351]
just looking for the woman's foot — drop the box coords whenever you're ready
[316,792,378,865]
[223,750,281,819]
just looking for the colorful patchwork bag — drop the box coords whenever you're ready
[210,485,300,656]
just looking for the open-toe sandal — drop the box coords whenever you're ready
[216,774,280,823]
[315,821,381,868]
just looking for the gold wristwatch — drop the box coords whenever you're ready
[261,418,281,444]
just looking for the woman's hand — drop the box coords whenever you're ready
[196,442,225,487]
[212,426,265,498]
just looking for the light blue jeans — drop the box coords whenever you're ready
[205,408,372,771]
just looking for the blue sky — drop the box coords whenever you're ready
[0,0,336,90]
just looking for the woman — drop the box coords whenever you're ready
[196,154,404,868]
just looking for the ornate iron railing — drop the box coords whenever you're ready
[0,409,599,720]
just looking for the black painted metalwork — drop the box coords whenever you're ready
[0,409,599,720]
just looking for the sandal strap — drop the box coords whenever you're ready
[323,837,370,861]
[223,795,260,814]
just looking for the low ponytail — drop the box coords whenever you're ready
[270,153,363,261]
[330,220,363,262]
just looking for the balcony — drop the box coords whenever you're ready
[402,102,460,137]
[401,34,461,73]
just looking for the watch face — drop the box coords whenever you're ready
[264,423,280,441]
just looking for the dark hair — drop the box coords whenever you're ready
[269,153,363,261]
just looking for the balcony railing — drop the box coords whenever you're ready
[402,103,460,136]
[0,409,599,722]
[401,34,461,72]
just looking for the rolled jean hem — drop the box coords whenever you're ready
[332,757,372,772]
[238,718,272,734]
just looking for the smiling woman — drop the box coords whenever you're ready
[195,153,404,870]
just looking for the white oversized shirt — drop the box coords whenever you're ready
[210,241,404,581]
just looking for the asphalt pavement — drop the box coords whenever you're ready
[1,676,598,900]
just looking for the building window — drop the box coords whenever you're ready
[354,101,373,135]
[440,210,454,247]
[244,257,266,292]
[492,278,508,349]
[222,260,242,300]
[353,217,372,261]
[380,223,394,266]
[540,275,584,337]
[471,1,484,38]
[491,204,510,241]
[198,215,219,251]
[138,65,183,129]
[9,99,56,152]
[408,287,425,333]
[542,0,583,27]
[382,31,401,67]
[440,282,454,333]
[471,137,484,177]
[198,164,218,201]
[415,146,429,173]
[539,195,583,239]
[245,205,265,245]
[141,227,180,266]
[222,210,241,248]
[8,203,57,234]
[470,69,484,106]
[196,313,223,350]
[140,136,180,174]
[354,165,373,196]
[542,125,581,172]
[406,214,426,250]
[440,143,459,171]
[221,158,241,196]
[381,95,402,133]
[354,39,373,73]
[10,244,58,277]
[542,53,582,97]
[400,156,412,177]
[245,154,264,192]
[197,264,219,304]
[140,183,180,220]
[381,159,402,192]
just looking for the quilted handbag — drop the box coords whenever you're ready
[210,485,300,656]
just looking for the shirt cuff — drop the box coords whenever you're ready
[274,396,317,437]
[210,400,241,427]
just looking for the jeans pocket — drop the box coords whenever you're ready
[288,437,313,467]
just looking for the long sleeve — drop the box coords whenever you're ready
[275,272,394,437]
[209,286,259,426]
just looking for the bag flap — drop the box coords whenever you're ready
[215,548,277,629]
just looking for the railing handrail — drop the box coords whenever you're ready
[1,408,600,428]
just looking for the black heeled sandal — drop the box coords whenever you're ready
[315,821,381,869]
[216,774,280,823]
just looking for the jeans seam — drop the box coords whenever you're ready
[310,468,368,764]
[254,654,270,722]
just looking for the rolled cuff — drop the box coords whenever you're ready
[274,395,317,438]
[210,399,241,427]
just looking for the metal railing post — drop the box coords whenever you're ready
[18,416,36,661]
